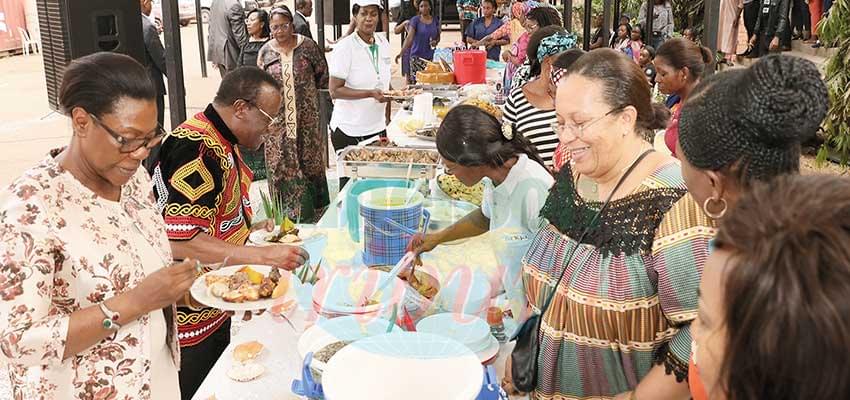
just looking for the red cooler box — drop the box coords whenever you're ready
[453,50,487,85]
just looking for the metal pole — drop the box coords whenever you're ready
[195,0,207,77]
[316,0,326,49]
[602,0,612,48]
[162,0,187,128]
[384,0,390,40]
[582,0,591,50]
[563,0,573,31]
[613,0,620,26]
[703,0,719,75]
[438,0,443,30]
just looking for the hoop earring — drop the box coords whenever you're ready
[702,196,727,220]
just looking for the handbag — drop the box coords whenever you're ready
[510,149,654,393]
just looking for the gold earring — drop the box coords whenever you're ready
[702,196,727,220]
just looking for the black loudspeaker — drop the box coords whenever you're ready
[37,0,144,111]
[323,0,351,26]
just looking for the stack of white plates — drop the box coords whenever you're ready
[322,332,483,400]
[312,267,407,319]
[416,313,499,363]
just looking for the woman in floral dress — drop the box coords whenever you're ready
[258,7,330,223]
[0,52,198,399]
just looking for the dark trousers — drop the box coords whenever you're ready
[743,0,759,40]
[331,128,386,189]
[650,32,666,52]
[178,317,231,400]
[792,0,811,33]
[754,33,783,57]
[217,64,228,78]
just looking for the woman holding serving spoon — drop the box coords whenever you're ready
[410,105,554,255]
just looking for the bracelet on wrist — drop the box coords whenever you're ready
[98,302,122,331]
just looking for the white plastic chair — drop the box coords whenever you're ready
[17,27,40,55]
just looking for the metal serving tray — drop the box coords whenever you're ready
[338,146,441,179]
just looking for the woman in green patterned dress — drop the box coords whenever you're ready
[257,6,330,223]
[508,48,714,399]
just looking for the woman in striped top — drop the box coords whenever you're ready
[503,27,577,168]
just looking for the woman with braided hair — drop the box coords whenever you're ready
[674,54,829,400]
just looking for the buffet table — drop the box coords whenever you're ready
[193,188,527,400]
[194,68,526,399]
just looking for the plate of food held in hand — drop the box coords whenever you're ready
[191,265,299,312]
[383,87,424,101]
[249,217,318,246]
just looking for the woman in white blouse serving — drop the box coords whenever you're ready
[328,0,392,179]
[412,105,554,254]
[0,53,197,399]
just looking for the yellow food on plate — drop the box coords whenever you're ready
[399,118,425,134]
[463,98,502,120]
[434,106,449,119]
[437,174,484,206]
[238,266,264,285]
[233,340,265,363]
[279,216,296,234]
[271,277,289,299]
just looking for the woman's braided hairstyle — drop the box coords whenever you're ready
[678,54,828,183]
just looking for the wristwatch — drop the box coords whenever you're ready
[99,302,121,331]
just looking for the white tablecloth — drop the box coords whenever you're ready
[192,311,521,400]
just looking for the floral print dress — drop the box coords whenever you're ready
[0,154,180,400]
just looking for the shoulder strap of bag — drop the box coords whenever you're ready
[537,149,654,315]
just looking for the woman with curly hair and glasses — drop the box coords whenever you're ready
[0,52,199,400]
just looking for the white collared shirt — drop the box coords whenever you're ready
[480,154,554,232]
[329,32,392,136]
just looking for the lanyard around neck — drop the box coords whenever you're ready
[366,43,380,75]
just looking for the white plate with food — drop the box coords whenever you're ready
[191,265,298,312]
[248,222,319,246]
[383,88,424,101]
